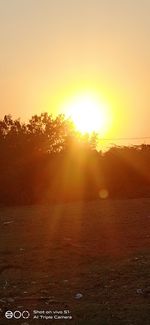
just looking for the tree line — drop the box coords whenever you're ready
[0,113,150,205]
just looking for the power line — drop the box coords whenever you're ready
[100,136,150,141]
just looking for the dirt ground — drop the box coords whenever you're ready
[0,198,150,324]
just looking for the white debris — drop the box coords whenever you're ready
[75,293,83,299]
[136,289,143,295]
[3,221,14,225]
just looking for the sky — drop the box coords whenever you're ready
[0,0,150,144]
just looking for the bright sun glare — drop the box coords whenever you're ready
[64,93,110,134]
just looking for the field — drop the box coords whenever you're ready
[0,198,150,324]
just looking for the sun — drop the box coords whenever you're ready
[63,93,110,134]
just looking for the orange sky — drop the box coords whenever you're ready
[0,0,150,145]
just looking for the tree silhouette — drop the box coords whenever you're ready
[0,113,150,205]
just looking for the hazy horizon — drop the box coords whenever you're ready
[0,0,150,146]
